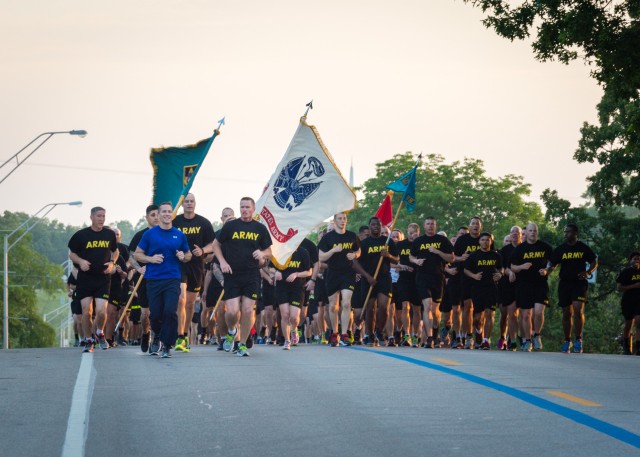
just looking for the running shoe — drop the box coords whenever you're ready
[184,338,191,351]
[464,336,474,350]
[532,335,543,351]
[83,339,94,353]
[73,339,80,348]
[424,337,434,349]
[236,344,249,357]
[246,334,254,349]
[347,330,355,345]
[450,338,458,349]
[412,336,420,348]
[291,331,299,346]
[97,333,110,350]
[161,346,172,358]
[283,341,291,350]
[387,336,397,347]
[329,333,339,347]
[573,339,583,354]
[475,332,483,346]
[223,332,235,352]
[339,333,351,347]
[363,335,373,347]
[354,327,361,344]
[232,341,240,353]
[320,336,328,345]
[521,340,532,352]
[561,340,572,353]
[402,334,412,347]
[174,337,186,352]
[149,334,160,355]
[217,339,224,351]
[509,341,518,351]
[480,340,490,350]
[497,337,507,351]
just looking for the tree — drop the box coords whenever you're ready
[1,211,60,348]
[349,152,544,238]
[464,0,640,210]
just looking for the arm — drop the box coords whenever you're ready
[351,259,375,284]
[211,239,231,274]
[617,281,640,292]
[578,259,599,280]
[463,268,482,281]
[69,251,90,272]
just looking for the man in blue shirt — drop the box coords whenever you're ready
[135,202,191,358]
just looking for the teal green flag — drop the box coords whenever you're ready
[150,121,223,208]
[385,164,417,212]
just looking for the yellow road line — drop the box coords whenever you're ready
[432,358,462,366]
[546,390,602,407]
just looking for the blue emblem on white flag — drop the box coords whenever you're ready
[273,156,325,211]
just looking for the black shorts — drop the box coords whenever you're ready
[359,274,392,307]
[76,275,111,302]
[181,262,205,293]
[471,287,498,313]
[70,299,82,315]
[129,305,141,324]
[442,276,462,309]
[499,278,516,306]
[395,277,419,306]
[558,279,588,307]
[415,272,444,303]
[325,269,356,297]
[223,270,260,301]
[462,277,473,302]
[621,300,640,320]
[314,276,329,305]
[262,281,276,310]
[308,295,319,317]
[132,274,149,309]
[351,280,365,309]
[516,281,549,310]
[392,283,403,311]
[206,283,224,309]
[439,285,453,313]
[276,280,305,307]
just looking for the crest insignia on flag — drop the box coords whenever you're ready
[183,165,197,187]
[273,156,325,211]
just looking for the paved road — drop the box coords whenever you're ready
[1,344,639,457]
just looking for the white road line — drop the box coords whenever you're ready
[61,353,96,457]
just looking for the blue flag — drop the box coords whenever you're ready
[385,164,417,212]
[150,125,222,208]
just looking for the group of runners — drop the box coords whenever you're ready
[66,195,640,357]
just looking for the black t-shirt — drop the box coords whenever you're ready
[129,228,149,263]
[510,240,553,284]
[464,249,503,289]
[359,236,398,276]
[616,267,640,306]
[173,214,216,267]
[217,218,272,273]
[498,243,518,286]
[298,237,319,266]
[68,227,118,277]
[550,240,597,281]
[317,230,360,272]
[396,239,415,283]
[281,246,311,281]
[410,233,453,276]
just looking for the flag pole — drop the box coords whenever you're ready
[114,272,145,334]
[303,100,313,118]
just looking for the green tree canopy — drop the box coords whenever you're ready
[348,152,544,239]
[464,0,640,210]
[1,211,60,348]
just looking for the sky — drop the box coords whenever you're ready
[0,0,603,231]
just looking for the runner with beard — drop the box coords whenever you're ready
[464,232,503,349]
[213,197,272,357]
[409,217,454,348]
[128,204,159,353]
[318,212,362,347]
[356,217,399,346]
[173,194,215,353]
[68,207,119,352]
[548,224,598,353]
[453,217,483,349]
[497,226,522,350]
[510,223,553,352]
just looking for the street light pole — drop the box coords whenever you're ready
[2,201,82,350]
[0,130,87,186]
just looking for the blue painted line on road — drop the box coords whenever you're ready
[350,347,640,450]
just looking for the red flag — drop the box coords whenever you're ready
[375,191,393,226]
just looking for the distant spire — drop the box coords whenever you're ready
[349,157,354,188]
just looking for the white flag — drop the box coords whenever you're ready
[255,117,356,268]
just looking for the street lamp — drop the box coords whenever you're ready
[3,200,82,349]
[0,130,88,185]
